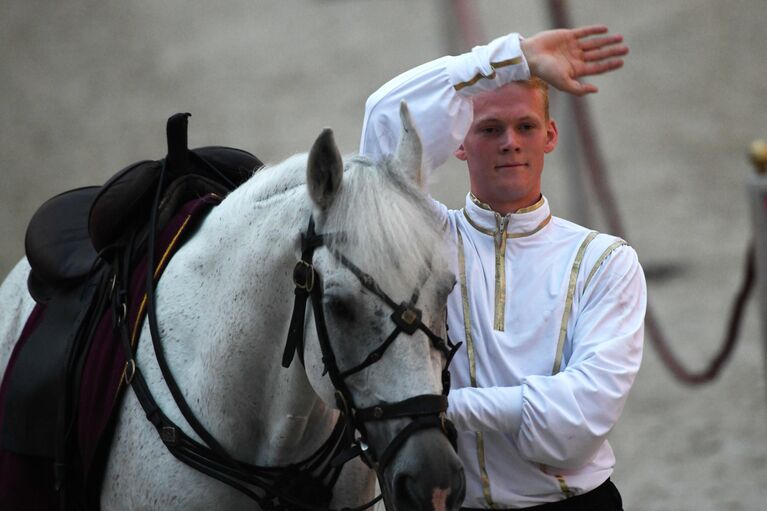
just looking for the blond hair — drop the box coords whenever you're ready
[518,76,550,120]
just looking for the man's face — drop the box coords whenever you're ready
[454,82,558,214]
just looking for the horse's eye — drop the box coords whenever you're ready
[325,296,355,321]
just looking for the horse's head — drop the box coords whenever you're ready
[298,103,465,511]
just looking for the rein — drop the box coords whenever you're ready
[110,166,353,511]
[283,216,461,505]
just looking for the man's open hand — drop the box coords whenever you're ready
[520,25,628,96]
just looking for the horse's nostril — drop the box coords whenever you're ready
[448,468,466,510]
[394,473,464,511]
[386,431,466,510]
[394,473,422,510]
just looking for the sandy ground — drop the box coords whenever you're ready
[1,1,766,509]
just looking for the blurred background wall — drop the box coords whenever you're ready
[1,1,765,509]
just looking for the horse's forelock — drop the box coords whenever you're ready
[322,155,445,291]
[221,151,445,291]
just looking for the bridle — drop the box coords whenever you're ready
[283,215,462,477]
[115,182,461,510]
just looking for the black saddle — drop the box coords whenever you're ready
[25,113,261,303]
[1,113,262,508]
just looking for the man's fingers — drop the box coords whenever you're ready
[579,34,625,52]
[572,25,609,38]
[577,59,625,77]
[582,44,629,63]
[562,78,598,96]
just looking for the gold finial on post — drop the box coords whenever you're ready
[751,139,767,175]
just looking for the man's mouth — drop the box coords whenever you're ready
[495,162,527,169]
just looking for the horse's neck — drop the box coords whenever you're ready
[0,258,36,378]
[148,179,337,466]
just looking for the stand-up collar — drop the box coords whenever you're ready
[463,193,552,240]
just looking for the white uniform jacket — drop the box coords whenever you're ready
[360,33,646,508]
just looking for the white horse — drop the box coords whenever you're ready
[0,105,465,511]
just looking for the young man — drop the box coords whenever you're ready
[360,27,646,510]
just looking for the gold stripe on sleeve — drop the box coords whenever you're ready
[555,475,575,499]
[549,238,625,498]
[548,232,600,499]
[454,57,524,91]
[551,231,598,375]
[457,229,497,508]
[584,240,627,291]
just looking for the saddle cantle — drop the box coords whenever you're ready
[0,113,262,510]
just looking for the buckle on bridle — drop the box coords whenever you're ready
[293,260,315,292]
[122,359,137,385]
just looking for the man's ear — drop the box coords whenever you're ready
[454,144,468,161]
[544,119,558,154]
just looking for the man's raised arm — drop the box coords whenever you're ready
[359,26,627,172]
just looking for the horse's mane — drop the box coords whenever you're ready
[234,152,446,290]
[240,153,311,204]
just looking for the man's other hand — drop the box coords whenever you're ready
[521,25,628,96]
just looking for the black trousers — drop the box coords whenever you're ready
[461,478,623,511]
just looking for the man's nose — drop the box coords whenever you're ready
[500,130,520,153]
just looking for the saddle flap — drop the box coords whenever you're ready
[24,186,101,300]
[0,273,104,459]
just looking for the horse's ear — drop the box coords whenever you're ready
[307,128,343,209]
[393,101,425,191]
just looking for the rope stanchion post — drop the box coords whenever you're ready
[747,139,767,398]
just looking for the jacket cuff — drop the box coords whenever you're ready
[447,386,524,433]
[447,33,531,97]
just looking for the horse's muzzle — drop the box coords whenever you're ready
[377,427,465,511]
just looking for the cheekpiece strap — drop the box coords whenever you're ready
[301,216,325,255]
[282,215,324,369]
